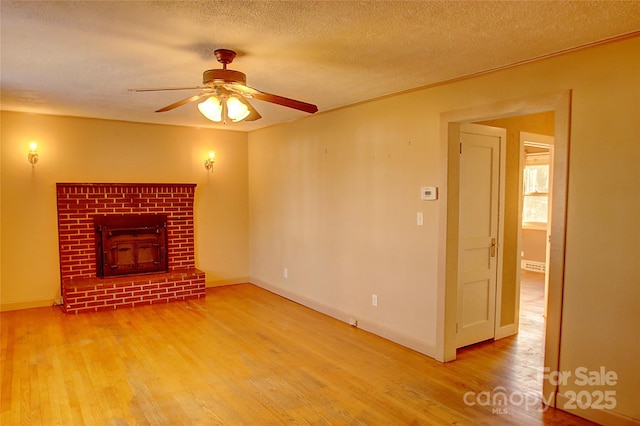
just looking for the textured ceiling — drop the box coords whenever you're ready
[2,1,640,131]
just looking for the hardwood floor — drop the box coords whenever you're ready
[1,274,594,425]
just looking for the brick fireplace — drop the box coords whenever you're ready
[56,183,205,314]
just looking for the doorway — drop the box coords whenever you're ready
[520,133,554,319]
[453,123,554,350]
[436,90,571,407]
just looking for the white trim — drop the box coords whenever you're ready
[494,323,517,340]
[205,277,250,287]
[1,298,59,312]
[522,222,548,231]
[250,278,439,360]
[555,392,640,426]
[494,125,507,344]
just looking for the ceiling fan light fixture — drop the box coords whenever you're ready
[133,49,317,121]
[226,96,250,122]
[198,96,223,122]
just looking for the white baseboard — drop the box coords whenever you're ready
[250,277,438,360]
[1,298,59,312]
[495,323,517,340]
[205,277,250,287]
[555,391,640,425]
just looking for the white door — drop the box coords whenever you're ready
[456,123,504,348]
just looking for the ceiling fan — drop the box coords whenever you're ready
[129,49,318,123]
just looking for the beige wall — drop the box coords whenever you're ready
[249,103,443,354]
[0,112,250,309]
[522,228,547,263]
[248,37,639,422]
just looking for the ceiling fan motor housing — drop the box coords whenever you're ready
[203,69,247,86]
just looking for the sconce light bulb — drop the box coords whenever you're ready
[28,141,39,167]
[205,151,216,171]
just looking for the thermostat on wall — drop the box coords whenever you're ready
[421,186,438,201]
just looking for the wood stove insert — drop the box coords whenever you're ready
[95,214,168,278]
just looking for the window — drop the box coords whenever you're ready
[522,152,550,229]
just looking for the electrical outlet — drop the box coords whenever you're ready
[283,268,288,279]
[372,294,378,306]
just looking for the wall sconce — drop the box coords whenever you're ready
[204,151,215,171]
[28,141,39,167]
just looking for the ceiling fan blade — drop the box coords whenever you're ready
[129,86,209,92]
[246,109,262,121]
[155,93,210,112]
[236,96,262,122]
[251,91,318,114]
[225,83,317,114]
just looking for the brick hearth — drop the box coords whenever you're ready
[56,183,205,314]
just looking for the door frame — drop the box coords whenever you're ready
[436,90,572,407]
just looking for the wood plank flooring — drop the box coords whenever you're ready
[1,274,594,425]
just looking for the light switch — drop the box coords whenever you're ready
[417,212,424,226]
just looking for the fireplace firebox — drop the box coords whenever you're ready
[95,214,168,278]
